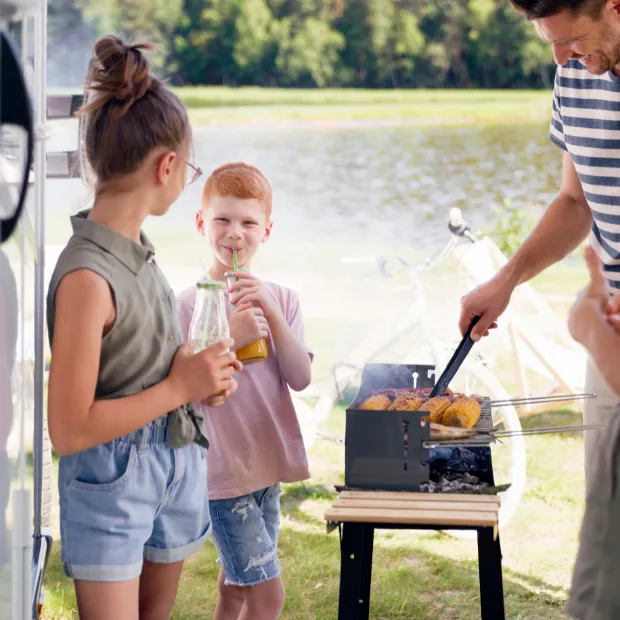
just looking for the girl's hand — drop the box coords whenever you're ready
[168,340,242,404]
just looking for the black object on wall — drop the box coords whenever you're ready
[0,29,34,243]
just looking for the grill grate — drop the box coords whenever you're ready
[424,397,495,448]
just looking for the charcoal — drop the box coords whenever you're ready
[420,446,492,492]
[423,447,489,481]
[421,475,490,493]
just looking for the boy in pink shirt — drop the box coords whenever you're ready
[177,162,312,620]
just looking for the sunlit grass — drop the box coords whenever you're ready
[40,394,583,618]
[165,87,553,125]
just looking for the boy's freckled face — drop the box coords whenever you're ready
[196,194,272,268]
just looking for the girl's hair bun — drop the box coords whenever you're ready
[81,35,159,117]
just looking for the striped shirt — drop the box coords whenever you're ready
[550,59,620,289]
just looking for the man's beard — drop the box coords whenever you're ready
[587,27,620,75]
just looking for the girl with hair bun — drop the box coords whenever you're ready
[46,35,242,619]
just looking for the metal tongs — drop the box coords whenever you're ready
[430,316,480,398]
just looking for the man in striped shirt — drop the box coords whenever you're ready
[458,2,620,617]
[460,0,620,483]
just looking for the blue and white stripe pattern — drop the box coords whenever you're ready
[550,59,620,289]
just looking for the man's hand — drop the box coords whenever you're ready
[568,246,609,345]
[228,301,270,350]
[458,274,514,341]
[229,271,282,321]
[603,281,620,330]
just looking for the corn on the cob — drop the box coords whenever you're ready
[359,394,392,411]
[387,394,424,411]
[419,396,451,423]
[442,398,481,429]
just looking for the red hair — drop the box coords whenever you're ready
[202,162,272,216]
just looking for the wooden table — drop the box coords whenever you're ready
[325,490,504,619]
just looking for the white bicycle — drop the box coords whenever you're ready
[298,208,526,533]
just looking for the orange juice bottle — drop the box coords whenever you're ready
[225,269,269,364]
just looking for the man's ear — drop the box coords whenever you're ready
[262,220,273,244]
[611,0,620,16]
[196,210,206,236]
[155,151,177,185]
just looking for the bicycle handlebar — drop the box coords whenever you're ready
[450,207,462,228]
[340,209,479,277]
[448,207,478,242]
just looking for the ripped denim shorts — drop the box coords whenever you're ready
[209,484,281,587]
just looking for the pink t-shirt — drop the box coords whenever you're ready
[177,281,312,500]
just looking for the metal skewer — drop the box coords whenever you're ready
[490,423,606,439]
[490,392,596,407]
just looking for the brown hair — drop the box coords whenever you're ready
[77,35,190,185]
[202,162,273,216]
[510,0,603,19]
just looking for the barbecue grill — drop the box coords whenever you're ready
[344,362,597,494]
[345,363,497,492]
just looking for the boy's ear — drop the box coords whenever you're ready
[196,210,206,236]
[262,220,273,244]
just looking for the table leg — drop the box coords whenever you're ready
[477,526,505,619]
[338,522,375,620]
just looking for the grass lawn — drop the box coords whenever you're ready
[171,88,553,126]
[40,400,585,619]
[47,86,552,125]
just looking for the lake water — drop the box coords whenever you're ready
[43,119,566,381]
[46,120,560,248]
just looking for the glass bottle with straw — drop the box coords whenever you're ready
[188,277,230,355]
[225,250,269,364]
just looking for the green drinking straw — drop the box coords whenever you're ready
[233,249,239,271]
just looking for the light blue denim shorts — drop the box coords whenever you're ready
[210,483,281,587]
[58,416,210,582]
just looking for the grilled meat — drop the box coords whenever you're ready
[359,394,392,410]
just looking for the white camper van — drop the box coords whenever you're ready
[1,1,72,617]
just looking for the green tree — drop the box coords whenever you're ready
[77,0,183,66]
[48,0,560,89]
[233,0,276,83]
[170,0,241,84]
[520,25,554,88]
[275,17,345,86]
[335,0,371,85]
[392,10,425,86]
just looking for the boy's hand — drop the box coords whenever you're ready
[229,301,270,350]
[568,246,610,345]
[229,271,282,321]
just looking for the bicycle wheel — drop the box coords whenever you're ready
[440,360,526,537]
